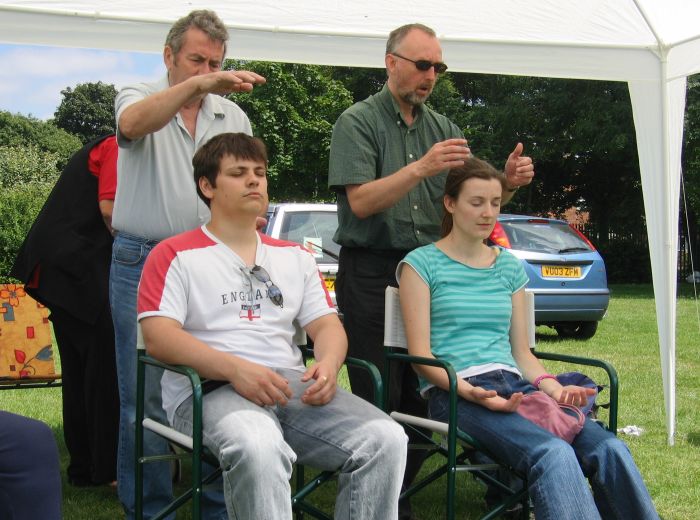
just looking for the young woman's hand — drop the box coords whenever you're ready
[462,386,524,412]
[550,385,596,407]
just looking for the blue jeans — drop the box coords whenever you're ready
[110,232,226,519]
[428,370,660,520]
[172,367,408,520]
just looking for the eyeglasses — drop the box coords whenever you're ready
[241,265,284,308]
[391,52,448,74]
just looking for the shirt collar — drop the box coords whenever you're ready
[378,83,425,127]
[200,224,262,267]
[203,93,226,119]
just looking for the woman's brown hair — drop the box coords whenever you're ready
[441,156,506,237]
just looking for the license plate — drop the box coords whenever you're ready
[541,265,581,278]
[324,277,336,291]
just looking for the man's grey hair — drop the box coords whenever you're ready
[385,23,437,54]
[165,10,229,56]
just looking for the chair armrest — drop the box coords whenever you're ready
[135,351,219,517]
[139,353,205,415]
[139,354,203,382]
[383,351,508,464]
[385,350,460,395]
[533,350,619,433]
[345,356,384,409]
[139,354,203,392]
[136,353,207,455]
[384,350,463,442]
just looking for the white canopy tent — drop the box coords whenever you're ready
[1,0,699,444]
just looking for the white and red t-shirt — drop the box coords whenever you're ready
[137,225,336,422]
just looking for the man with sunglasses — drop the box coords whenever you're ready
[138,132,407,520]
[328,23,535,519]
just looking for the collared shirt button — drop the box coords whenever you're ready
[409,153,414,159]
[413,205,418,210]
[416,229,421,235]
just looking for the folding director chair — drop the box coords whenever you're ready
[135,322,383,520]
[0,284,61,390]
[382,286,619,520]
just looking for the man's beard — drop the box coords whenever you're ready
[399,86,432,107]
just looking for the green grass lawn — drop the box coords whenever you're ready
[2,283,699,519]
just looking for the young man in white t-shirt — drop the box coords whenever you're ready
[137,132,406,519]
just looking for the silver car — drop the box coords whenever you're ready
[264,203,340,305]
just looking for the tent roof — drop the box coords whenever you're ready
[2,0,700,81]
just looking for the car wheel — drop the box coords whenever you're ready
[554,321,598,340]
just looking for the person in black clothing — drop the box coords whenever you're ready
[11,134,119,486]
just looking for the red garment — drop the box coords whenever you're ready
[88,135,118,202]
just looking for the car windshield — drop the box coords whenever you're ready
[500,220,593,254]
[278,211,340,264]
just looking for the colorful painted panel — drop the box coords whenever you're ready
[0,284,57,381]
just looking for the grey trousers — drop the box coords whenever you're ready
[172,367,407,520]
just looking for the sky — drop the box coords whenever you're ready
[0,43,164,120]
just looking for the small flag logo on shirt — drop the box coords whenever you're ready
[240,304,261,321]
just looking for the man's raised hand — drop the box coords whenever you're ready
[504,142,534,189]
[202,70,267,96]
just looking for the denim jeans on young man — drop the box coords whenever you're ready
[110,232,226,519]
[428,370,660,520]
[172,367,408,520]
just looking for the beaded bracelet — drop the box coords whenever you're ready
[533,373,557,389]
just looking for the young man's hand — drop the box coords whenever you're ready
[300,362,338,405]
[229,357,293,407]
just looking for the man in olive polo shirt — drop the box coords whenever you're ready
[328,23,534,519]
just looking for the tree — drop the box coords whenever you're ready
[447,75,642,231]
[0,146,60,280]
[0,144,61,187]
[0,110,81,169]
[52,81,117,144]
[685,75,700,188]
[680,74,700,273]
[226,61,354,201]
[330,66,386,103]
[0,111,74,279]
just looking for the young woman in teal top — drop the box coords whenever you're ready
[398,157,659,520]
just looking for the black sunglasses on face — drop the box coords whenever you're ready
[244,265,284,308]
[392,52,448,74]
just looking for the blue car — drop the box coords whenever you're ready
[489,214,610,339]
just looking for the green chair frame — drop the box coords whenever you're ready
[135,324,383,520]
[382,286,619,520]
